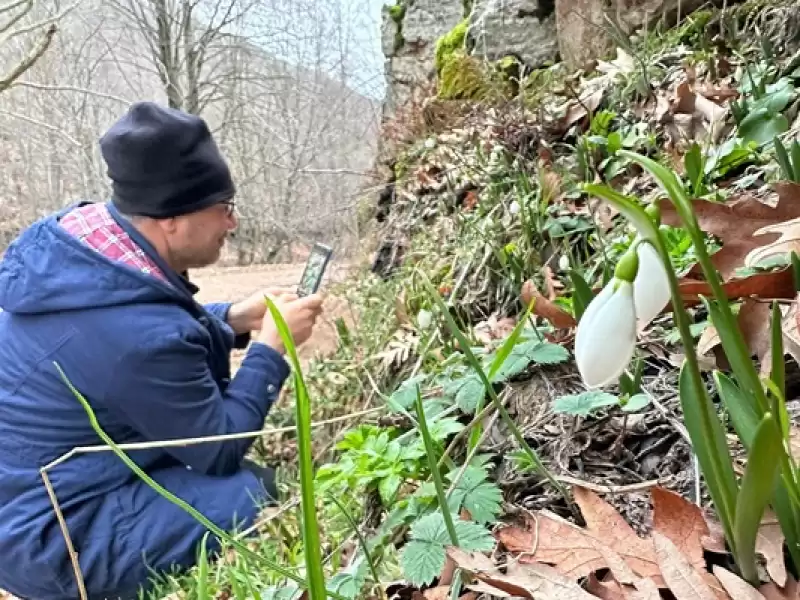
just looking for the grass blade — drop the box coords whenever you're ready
[678,363,739,552]
[791,141,800,182]
[770,301,786,402]
[264,296,328,600]
[327,493,386,600]
[713,372,759,450]
[197,532,211,600]
[414,386,460,546]
[774,136,794,181]
[486,298,535,383]
[569,270,594,322]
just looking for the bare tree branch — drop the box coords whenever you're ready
[0,21,54,92]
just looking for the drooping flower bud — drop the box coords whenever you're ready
[575,278,637,389]
[632,241,671,328]
[644,202,662,226]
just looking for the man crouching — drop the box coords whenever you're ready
[0,102,323,600]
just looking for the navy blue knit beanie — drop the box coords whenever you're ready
[100,102,235,218]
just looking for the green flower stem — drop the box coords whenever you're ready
[583,183,739,550]
[617,150,769,413]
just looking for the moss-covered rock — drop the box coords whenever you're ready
[434,19,469,75]
[388,1,407,52]
[437,52,517,101]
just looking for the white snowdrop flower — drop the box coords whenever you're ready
[424,138,436,150]
[417,309,433,330]
[575,250,639,389]
[558,255,570,271]
[633,240,671,329]
[509,201,521,215]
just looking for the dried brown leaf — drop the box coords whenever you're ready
[573,488,662,581]
[757,511,787,588]
[747,216,800,267]
[561,88,605,130]
[692,299,774,375]
[496,489,670,586]
[447,548,597,599]
[495,510,610,578]
[659,184,800,280]
[760,576,800,599]
[521,280,576,329]
[712,566,766,600]
[651,487,711,571]
[422,585,451,600]
[465,581,515,598]
[652,531,718,600]
[677,268,797,306]
[587,573,628,599]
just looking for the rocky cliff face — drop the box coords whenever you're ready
[379,0,735,121]
[381,0,559,118]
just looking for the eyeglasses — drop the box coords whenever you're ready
[220,199,236,217]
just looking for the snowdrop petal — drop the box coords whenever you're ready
[417,309,433,330]
[575,280,637,389]
[633,243,671,327]
[574,282,615,375]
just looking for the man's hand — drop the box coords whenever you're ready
[227,287,296,335]
[257,294,324,354]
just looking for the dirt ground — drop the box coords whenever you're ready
[190,261,355,367]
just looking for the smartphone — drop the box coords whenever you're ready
[297,242,333,297]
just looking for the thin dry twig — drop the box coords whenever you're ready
[40,470,88,600]
[41,407,383,472]
[554,475,663,495]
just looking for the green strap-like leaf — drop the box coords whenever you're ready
[264,297,329,600]
[734,412,784,585]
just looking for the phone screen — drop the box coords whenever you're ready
[297,243,332,297]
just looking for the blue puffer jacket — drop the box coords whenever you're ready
[0,202,290,600]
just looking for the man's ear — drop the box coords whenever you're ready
[158,216,180,235]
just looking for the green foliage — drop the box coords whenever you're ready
[434,19,468,74]
[400,511,494,587]
[773,135,800,182]
[588,149,800,584]
[552,390,651,417]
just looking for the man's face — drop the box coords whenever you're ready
[167,200,238,269]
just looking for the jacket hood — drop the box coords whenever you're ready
[0,206,186,315]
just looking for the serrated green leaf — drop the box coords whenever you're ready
[427,416,465,441]
[389,374,428,410]
[527,341,570,365]
[327,556,369,599]
[401,539,446,588]
[492,340,569,382]
[444,374,485,414]
[379,473,403,505]
[491,346,533,381]
[452,518,496,551]
[553,391,619,416]
[447,466,503,523]
[260,587,303,600]
[401,511,494,587]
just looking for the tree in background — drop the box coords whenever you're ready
[0,0,383,263]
